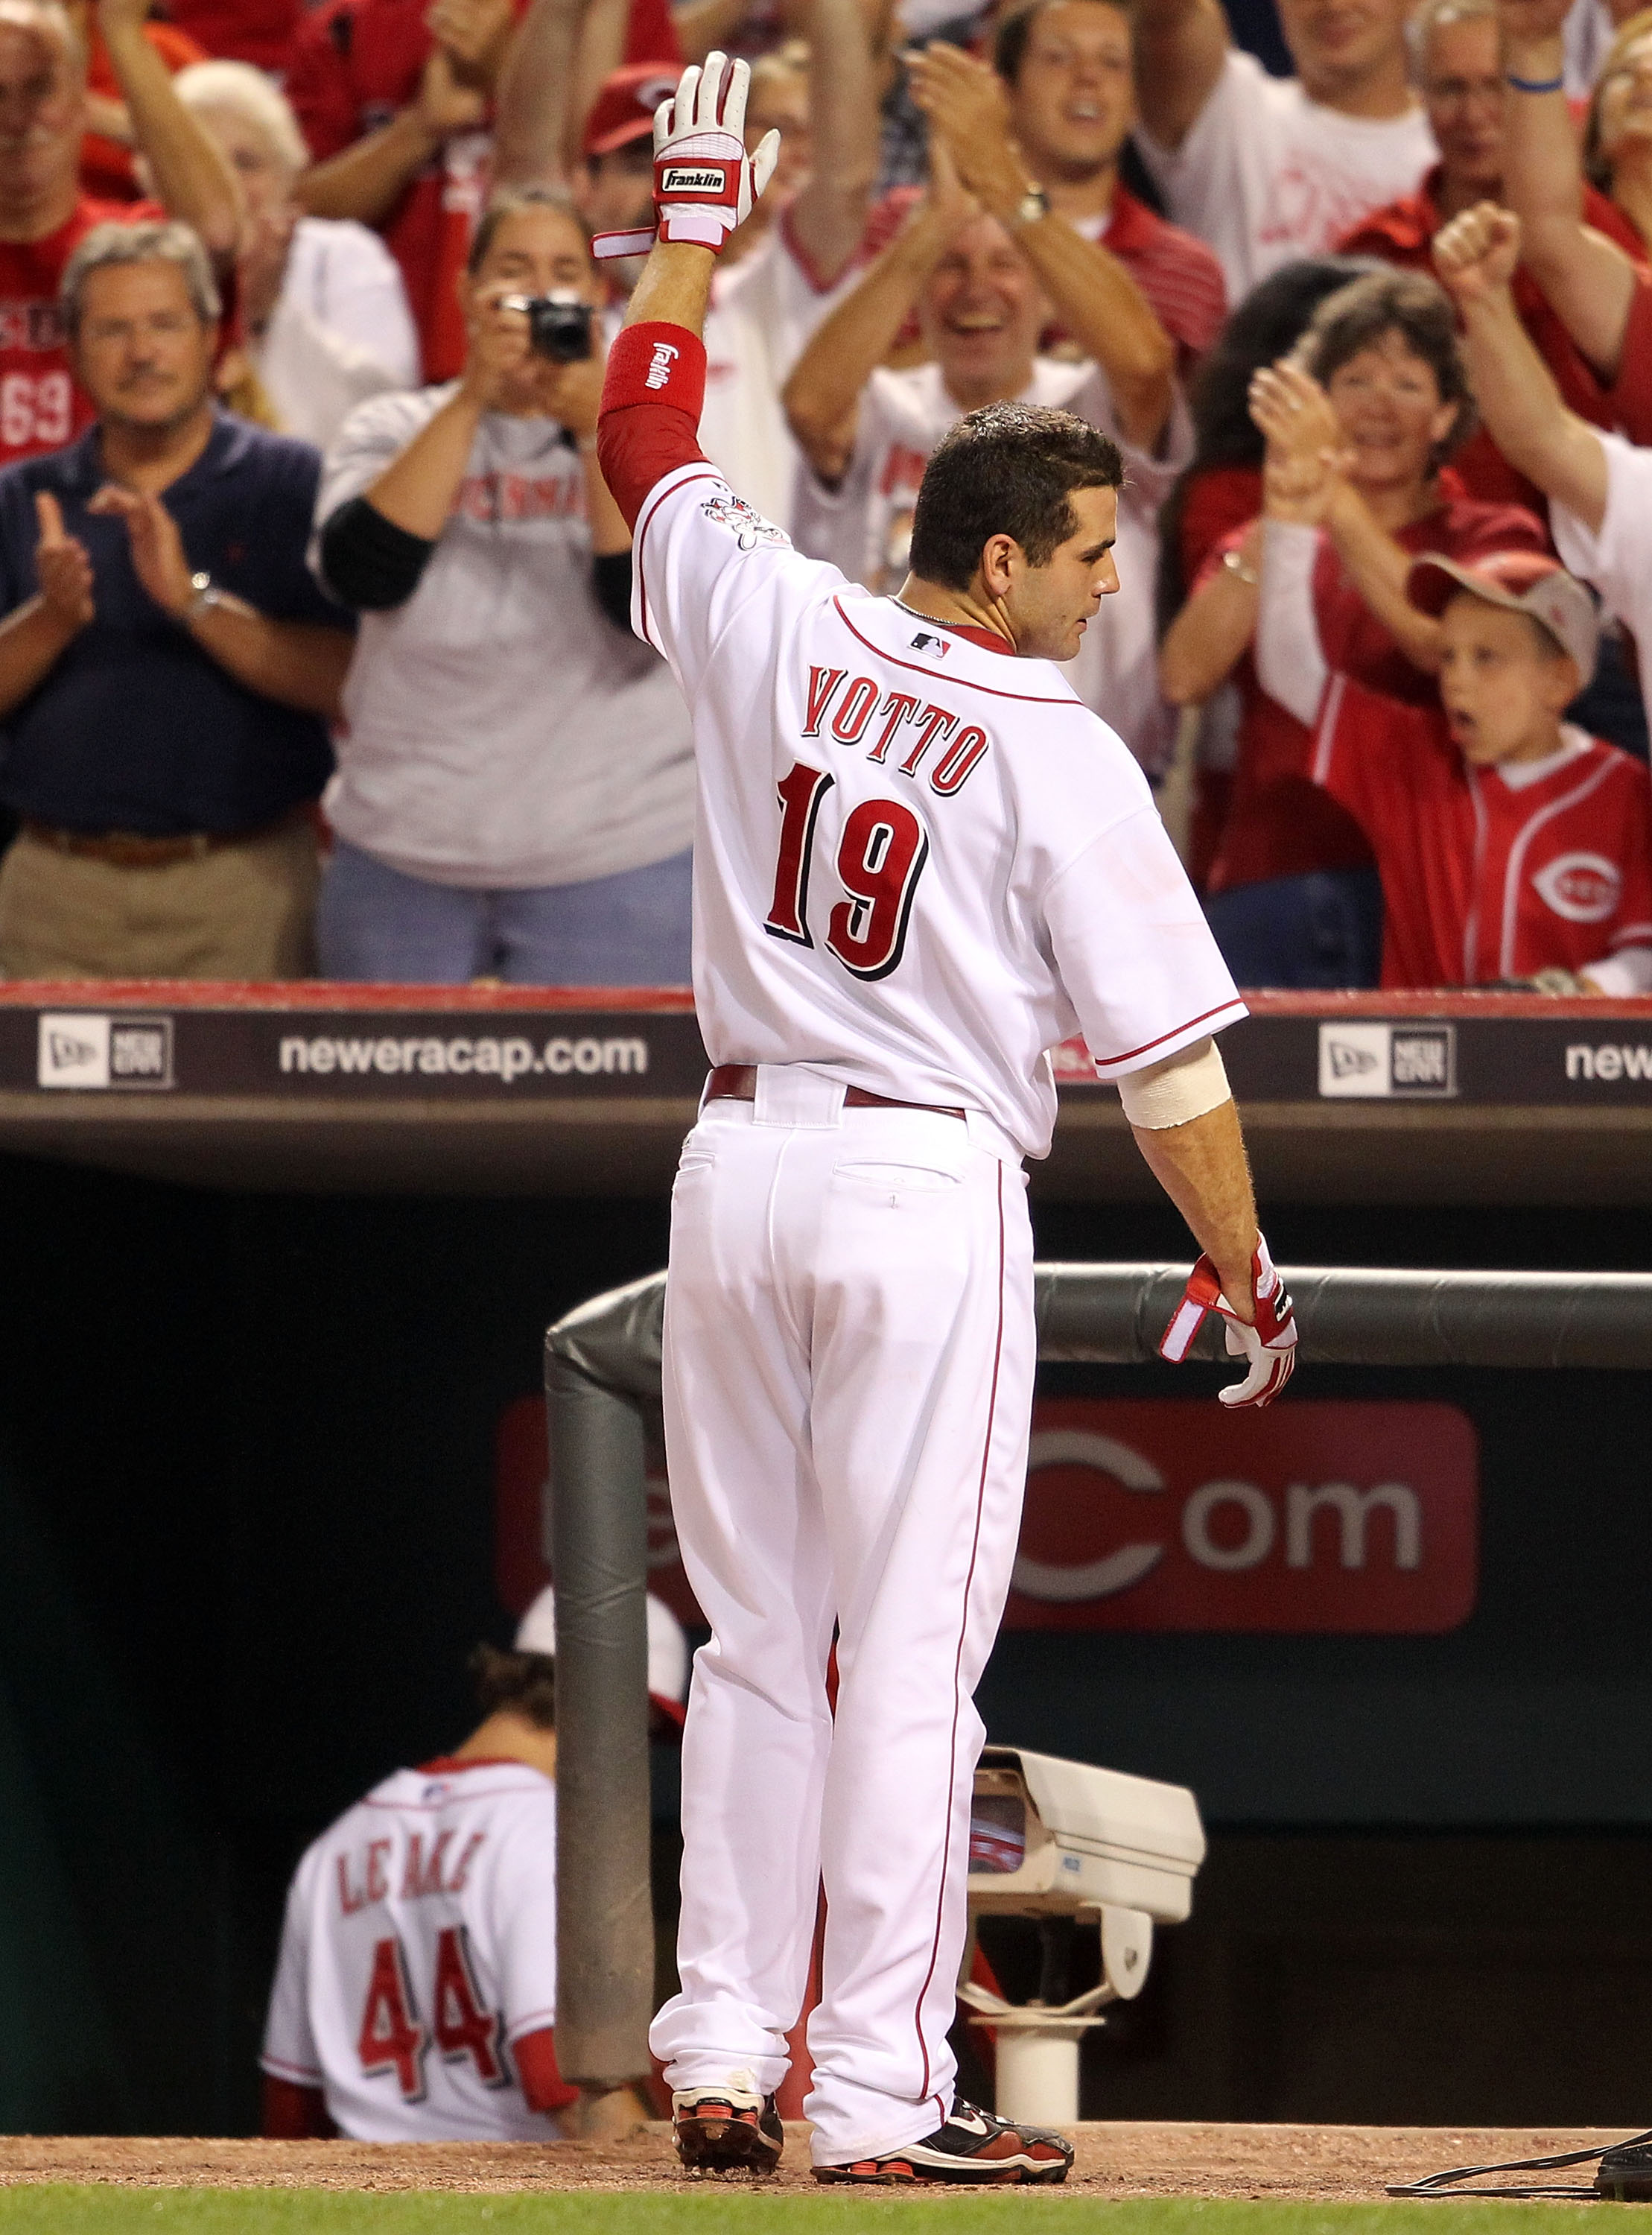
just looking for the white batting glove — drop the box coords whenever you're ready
[1158,1234,1297,1409]
[591,53,782,263]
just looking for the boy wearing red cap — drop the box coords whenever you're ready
[1255,448,1652,992]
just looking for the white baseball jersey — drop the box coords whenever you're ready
[261,1759,564,2141]
[791,358,1189,775]
[632,461,1245,1159]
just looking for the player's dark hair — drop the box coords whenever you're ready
[1297,267,1475,467]
[469,1643,557,1728]
[909,404,1125,591]
[994,0,1132,84]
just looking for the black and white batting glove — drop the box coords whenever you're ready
[1159,1234,1297,1409]
[591,52,781,263]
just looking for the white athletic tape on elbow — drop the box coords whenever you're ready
[1117,1037,1230,1129]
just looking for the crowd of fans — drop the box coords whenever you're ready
[0,0,1650,992]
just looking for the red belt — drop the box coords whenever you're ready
[705,1063,965,1120]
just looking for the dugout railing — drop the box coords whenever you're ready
[542,1261,1652,2131]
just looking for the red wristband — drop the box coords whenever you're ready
[600,323,708,422]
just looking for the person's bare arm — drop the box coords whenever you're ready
[909,43,1174,448]
[783,159,970,482]
[565,0,633,174]
[493,0,586,185]
[1131,1095,1258,1310]
[1131,0,1227,152]
[1157,516,1259,703]
[1435,201,1610,533]
[99,0,241,256]
[1497,0,1639,377]
[787,0,882,285]
[297,51,483,225]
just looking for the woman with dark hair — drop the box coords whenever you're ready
[1158,265,1547,986]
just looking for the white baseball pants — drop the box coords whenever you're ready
[649,1065,1035,2166]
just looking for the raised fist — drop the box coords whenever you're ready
[1433,201,1522,305]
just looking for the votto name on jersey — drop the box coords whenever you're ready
[799,663,992,796]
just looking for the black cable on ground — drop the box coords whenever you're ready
[1387,2129,1652,2200]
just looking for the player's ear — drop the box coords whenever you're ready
[978,532,1018,601]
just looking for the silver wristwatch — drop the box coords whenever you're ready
[184,570,224,621]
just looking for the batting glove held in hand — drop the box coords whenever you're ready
[592,52,781,261]
[1158,1236,1297,1408]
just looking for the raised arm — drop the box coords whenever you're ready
[493,0,588,186]
[783,148,973,484]
[1131,0,1227,152]
[98,0,240,258]
[1157,515,1260,703]
[909,42,1175,450]
[297,48,485,226]
[1252,428,1336,723]
[1496,0,1640,378]
[786,0,882,285]
[1435,200,1609,532]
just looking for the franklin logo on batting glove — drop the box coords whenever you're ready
[1159,1237,1297,1407]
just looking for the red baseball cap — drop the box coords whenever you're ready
[1408,548,1600,679]
[581,62,681,159]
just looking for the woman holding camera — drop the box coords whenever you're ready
[311,186,694,983]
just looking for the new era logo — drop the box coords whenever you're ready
[1318,1021,1455,1100]
[38,1012,174,1091]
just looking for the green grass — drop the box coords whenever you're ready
[0,2196,1612,2233]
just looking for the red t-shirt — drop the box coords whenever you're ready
[0,195,161,465]
[1194,476,1549,891]
[1312,676,1652,987]
[1337,170,1645,510]
[164,0,301,74]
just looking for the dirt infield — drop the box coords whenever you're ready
[0,2125,1622,2199]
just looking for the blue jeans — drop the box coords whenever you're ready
[317,838,693,986]
[1204,866,1384,990]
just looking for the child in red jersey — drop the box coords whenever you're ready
[1254,472,1652,992]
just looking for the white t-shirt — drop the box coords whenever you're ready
[632,460,1245,1158]
[1134,48,1436,299]
[700,221,861,536]
[315,387,694,889]
[1553,431,1652,709]
[261,1760,565,2143]
[256,218,421,452]
[791,358,1188,775]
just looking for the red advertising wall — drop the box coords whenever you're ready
[496,1396,1478,1637]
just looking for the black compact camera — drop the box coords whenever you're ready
[499,291,595,363]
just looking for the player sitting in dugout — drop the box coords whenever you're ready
[1250,360,1652,995]
[259,1589,687,2141]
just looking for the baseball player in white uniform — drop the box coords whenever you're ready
[591,57,1295,2187]
[259,1592,687,2139]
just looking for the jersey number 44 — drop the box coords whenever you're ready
[358,1925,509,2101]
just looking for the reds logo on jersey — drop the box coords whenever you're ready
[1534,851,1623,923]
[699,490,789,552]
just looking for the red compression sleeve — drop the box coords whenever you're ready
[261,2074,334,2139]
[597,323,710,530]
[515,2024,581,2114]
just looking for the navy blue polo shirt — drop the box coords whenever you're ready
[0,412,352,837]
